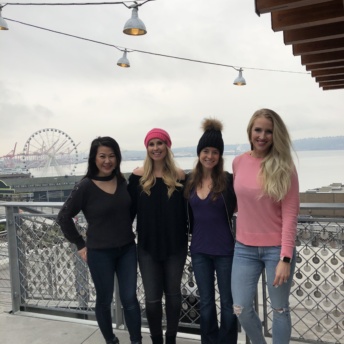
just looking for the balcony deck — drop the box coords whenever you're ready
[0,274,305,344]
[0,310,199,344]
[1,201,343,344]
[1,311,309,344]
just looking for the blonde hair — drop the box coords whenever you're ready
[247,108,295,202]
[140,146,183,198]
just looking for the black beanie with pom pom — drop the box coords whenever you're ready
[196,118,224,156]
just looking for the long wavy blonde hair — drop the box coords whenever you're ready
[248,108,295,202]
[140,146,183,198]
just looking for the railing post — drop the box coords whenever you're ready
[74,248,90,313]
[6,205,22,313]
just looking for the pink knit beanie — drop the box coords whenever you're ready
[144,128,172,148]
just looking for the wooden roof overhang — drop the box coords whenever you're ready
[255,0,344,90]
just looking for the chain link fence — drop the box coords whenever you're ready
[0,202,343,343]
[262,217,344,343]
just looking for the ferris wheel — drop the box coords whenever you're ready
[22,128,79,178]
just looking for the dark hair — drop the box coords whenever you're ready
[184,155,227,201]
[84,136,125,182]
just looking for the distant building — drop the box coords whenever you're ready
[0,179,15,199]
[300,183,344,217]
[0,179,34,201]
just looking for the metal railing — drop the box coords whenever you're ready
[262,209,344,344]
[0,201,343,343]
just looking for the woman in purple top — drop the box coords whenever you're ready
[184,118,237,344]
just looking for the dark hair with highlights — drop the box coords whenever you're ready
[184,155,227,201]
[84,136,125,182]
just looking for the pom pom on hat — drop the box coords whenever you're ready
[197,118,224,156]
[144,128,172,148]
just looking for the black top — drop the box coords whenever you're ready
[57,178,135,250]
[128,174,188,261]
[186,171,237,240]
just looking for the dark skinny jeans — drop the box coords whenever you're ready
[138,246,187,337]
[87,242,142,342]
[192,253,238,344]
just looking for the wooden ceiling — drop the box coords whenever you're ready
[255,0,344,90]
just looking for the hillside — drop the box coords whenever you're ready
[292,136,344,151]
[122,136,344,160]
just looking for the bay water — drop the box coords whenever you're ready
[74,150,344,192]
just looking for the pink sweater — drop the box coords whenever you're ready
[232,153,299,258]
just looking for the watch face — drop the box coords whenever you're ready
[281,257,291,263]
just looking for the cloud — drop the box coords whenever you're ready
[0,0,343,158]
[0,82,55,146]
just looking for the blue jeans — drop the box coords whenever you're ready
[191,253,238,344]
[138,246,187,337]
[231,242,296,344]
[87,242,142,342]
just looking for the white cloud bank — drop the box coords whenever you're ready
[0,0,343,156]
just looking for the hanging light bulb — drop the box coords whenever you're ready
[233,68,246,86]
[0,7,9,30]
[123,7,147,36]
[117,49,130,68]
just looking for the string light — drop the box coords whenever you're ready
[1,1,309,85]
[3,17,309,76]
[0,1,147,6]
[0,6,8,30]
[117,49,130,67]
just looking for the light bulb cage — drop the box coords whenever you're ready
[123,7,146,36]
[117,49,130,68]
[0,7,9,30]
[233,68,246,86]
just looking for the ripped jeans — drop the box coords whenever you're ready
[138,246,187,338]
[231,242,296,344]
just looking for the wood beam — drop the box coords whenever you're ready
[322,85,344,90]
[311,67,344,77]
[255,0,333,15]
[293,37,344,55]
[316,74,344,82]
[319,80,344,87]
[306,61,344,71]
[254,1,344,90]
[284,22,344,44]
[272,1,344,31]
[301,51,344,64]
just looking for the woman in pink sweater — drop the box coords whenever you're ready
[231,109,299,344]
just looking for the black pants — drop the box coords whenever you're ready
[87,242,142,342]
[138,246,187,337]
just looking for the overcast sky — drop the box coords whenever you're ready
[1,0,343,157]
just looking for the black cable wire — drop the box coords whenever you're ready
[4,17,309,74]
[5,18,123,51]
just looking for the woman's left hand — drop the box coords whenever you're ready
[78,247,87,263]
[273,261,291,287]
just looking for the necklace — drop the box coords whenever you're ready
[92,171,115,181]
